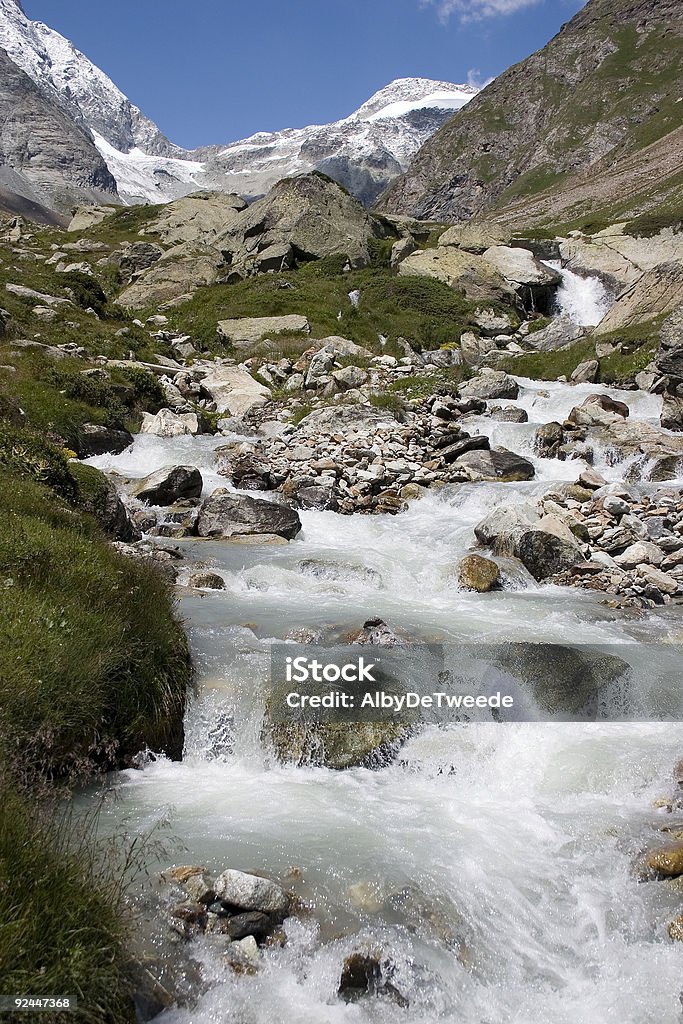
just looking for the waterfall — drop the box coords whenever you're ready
[543,260,612,327]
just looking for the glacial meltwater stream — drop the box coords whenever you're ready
[86,375,683,1024]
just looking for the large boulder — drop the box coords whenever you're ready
[77,423,133,458]
[70,463,138,542]
[140,191,248,246]
[518,516,586,581]
[131,466,203,506]
[215,173,390,272]
[459,371,519,401]
[398,246,516,304]
[140,408,200,436]
[474,502,541,557]
[594,263,683,335]
[525,315,586,352]
[457,554,500,592]
[217,315,310,350]
[108,241,164,283]
[67,206,117,232]
[453,448,535,482]
[116,248,222,309]
[296,404,396,435]
[196,492,301,540]
[482,246,561,309]
[199,365,271,417]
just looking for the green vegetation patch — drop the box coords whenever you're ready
[0,470,192,782]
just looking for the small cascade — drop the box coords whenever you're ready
[543,260,612,327]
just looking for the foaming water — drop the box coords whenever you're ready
[85,378,683,1023]
[544,261,612,327]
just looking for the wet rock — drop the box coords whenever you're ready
[183,871,216,905]
[534,422,564,458]
[188,571,225,590]
[582,393,629,418]
[132,466,203,506]
[453,448,535,482]
[488,405,528,423]
[668,916,683,941]
[338,951,408,1007]
[224,935,260,973]
[197,492,302,541]
[438,434,489,463]
[645,844,683,878]
[224,912,274,942]
[524,314,585,352]
[519,517,586,581]
[474,503,540,557]
[213,870,289,916]
[457,554,500,592]
[77,423,133,457]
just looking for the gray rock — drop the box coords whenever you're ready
[488,405,529,423]
[332,365,368,390]
[197,492,301,540]
[140,409,200,436]
[525,315,585,352]
[77,423,133,458]
[519,518,585,581]
[217,315,310,349]
[534,422,564,458]
[199,365,271,417]
[474,503,540,557]
[213,870,289,916]
[614,541,664,569]
[132,466,203,506]
[571,359,599,383]
[635,564,678,595]
[453,448,535,482]
[188,572,225,590]
[459,371,519,401]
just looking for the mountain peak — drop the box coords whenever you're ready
[352,77,477,122]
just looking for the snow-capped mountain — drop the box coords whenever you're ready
[0,0,478,210]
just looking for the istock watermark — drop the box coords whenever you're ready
[269,642,683,724]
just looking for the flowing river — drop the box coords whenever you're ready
[85,374,683,1024]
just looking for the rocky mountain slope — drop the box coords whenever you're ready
[378,0,683,228]
[0,44,117,221]
[0,0,476,210]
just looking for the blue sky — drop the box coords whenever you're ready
[24,0,586,148]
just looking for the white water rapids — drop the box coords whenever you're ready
[85,377,683,1024]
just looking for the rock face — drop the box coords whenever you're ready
[132,466,203,506]
[594,263,683,335]
[196,492,302,541]
[141,192,248,246]
[0,45,118,218]
[378,0,683,228]
[116,250,222,309]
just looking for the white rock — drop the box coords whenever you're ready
[140,408,200,436]
[214,869,288,915]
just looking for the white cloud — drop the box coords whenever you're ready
[467,68,496,88]
[423,0,543,22]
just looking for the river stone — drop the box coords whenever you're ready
[645,845,683,878]
[132,466,203,506]
[518,517,585,580]
[296,404,395,435]
[188,571,225,590]
[457,554,500,592]
[140,408,200,437]
[200,365,271,417]
[534,422,564,458]
[635,564,678,595]
[267,720,410,771]
[77,423,133,457]
[453,448,535,482]
[197,493,302,540]
[225,912,274,942]
[458,371,519,401]
[613,541,663,569]
[488,405,529,423]
[474,503,540,557]
[213,870,289,915]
